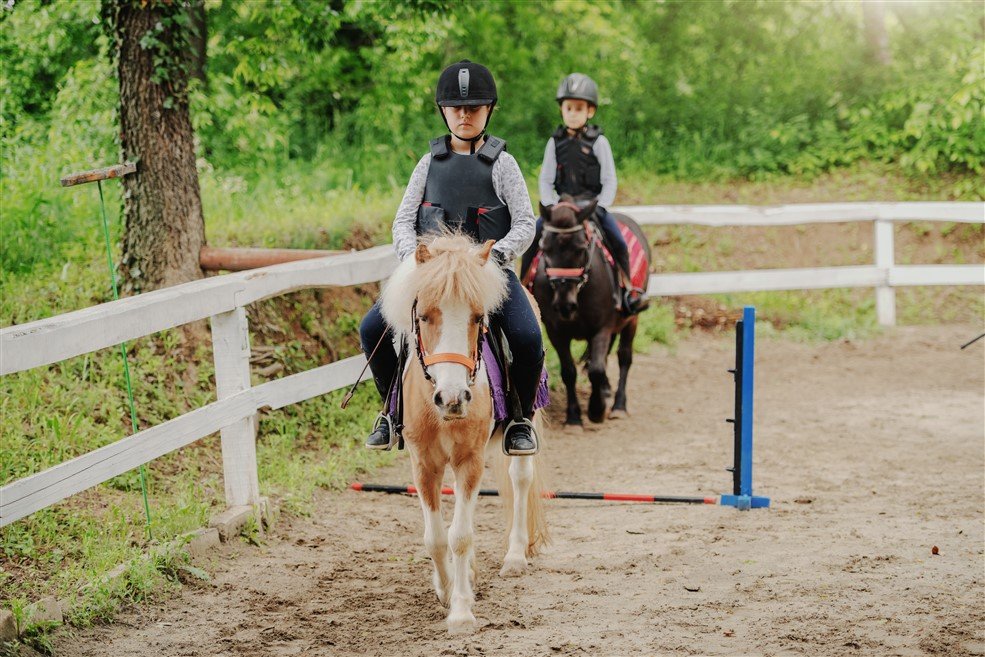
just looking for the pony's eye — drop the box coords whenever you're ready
[420,314,429,324]
[473,314,483,324]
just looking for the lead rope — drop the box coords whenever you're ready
[97,180,153,539]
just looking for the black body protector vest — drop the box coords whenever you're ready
[416,135,511,244]
[553,125,603,198]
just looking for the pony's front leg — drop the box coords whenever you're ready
[446,452,483,635]
[587,329,613,423]
[412,454,452,607]
[550,331,582,425]
[501,454,534,577]
[610,318,637,417]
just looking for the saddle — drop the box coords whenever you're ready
[384,321,549,449]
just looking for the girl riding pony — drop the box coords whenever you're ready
[359,60,543,456]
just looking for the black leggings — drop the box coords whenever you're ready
[359,268,544,413]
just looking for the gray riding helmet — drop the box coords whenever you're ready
[556,73,599,106]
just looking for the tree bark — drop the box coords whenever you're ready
[112,0,205,293]
[188,0,207,86]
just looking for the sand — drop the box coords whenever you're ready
[53,324,985,657]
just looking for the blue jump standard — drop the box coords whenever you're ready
[720,306,771,510]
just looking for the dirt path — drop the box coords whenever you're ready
[54,325,985,657]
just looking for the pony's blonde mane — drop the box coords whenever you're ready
[381,235,508,335]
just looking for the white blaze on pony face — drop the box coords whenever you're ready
[419,300,481,420]
[379,237,507,422]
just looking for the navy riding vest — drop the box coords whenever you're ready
[416,135,511,243]
[553,125,603,198]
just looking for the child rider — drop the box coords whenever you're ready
[360,60,544,456]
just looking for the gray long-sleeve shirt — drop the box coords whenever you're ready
[392,151,536,263]
[537,133,617,208]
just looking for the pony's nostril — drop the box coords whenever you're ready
[433,391,444,407]
[462,389,472,403]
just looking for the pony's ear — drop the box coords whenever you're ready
[415,243,432,264]
[539,202,553,220]
[476,239,495,265]
[578,199,598,221]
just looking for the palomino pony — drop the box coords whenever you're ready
[531,198,651,425]
[379,235,548,635]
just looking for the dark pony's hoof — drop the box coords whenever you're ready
[587,396,606,423]
[608,408,628,420]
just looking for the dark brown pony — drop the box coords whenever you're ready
[531,198,651,424]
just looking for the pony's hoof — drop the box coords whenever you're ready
[608,408,628,420]
[499,556,527,577]
[447,612,477,635]
[434,576,450,607]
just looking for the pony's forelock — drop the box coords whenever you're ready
[380,235,508,335]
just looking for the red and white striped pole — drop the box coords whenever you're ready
[350,482,717,505]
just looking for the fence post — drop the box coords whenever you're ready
[210,307,260,507]
[874,219,896,326]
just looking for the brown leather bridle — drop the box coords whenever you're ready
[412,297,485,388]
[541,208,600,292]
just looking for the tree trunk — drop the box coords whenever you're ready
[112,0,205,293]
[862,0,892,68]
[188,0,207,86]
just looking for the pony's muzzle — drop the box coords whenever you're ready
[434,388,472,419]
[554,300,578,320]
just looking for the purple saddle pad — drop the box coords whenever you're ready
[389,340,550,422]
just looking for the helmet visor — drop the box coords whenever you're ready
[437,98,496,107]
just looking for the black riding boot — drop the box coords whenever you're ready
[365,412,392,450]
[365,370,396,450]
[503,353,544,456]
[611,248,647,315]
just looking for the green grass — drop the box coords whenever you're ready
[1,158,982,644]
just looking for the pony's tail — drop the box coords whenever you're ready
[492,411,550,557]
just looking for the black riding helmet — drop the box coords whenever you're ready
[435,60,497,153]
[556,73,599,107]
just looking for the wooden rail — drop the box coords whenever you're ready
[1,203,982,527]
[200,246,345,272]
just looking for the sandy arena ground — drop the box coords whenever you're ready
[53,324,984,657]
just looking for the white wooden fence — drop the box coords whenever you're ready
[1,202,982,527]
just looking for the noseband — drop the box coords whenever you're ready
[412,298,485,388]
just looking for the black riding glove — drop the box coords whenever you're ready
[491,248,512,270]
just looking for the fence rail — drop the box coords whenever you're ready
[2,202,982,526]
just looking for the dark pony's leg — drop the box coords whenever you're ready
[587,329,612,423]
[549,328,581,426]
[611,318,637,417]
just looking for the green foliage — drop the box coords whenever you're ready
[125,0,199,94]
[4,0,982,197]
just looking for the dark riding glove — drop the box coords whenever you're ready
[491,248,512,270]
